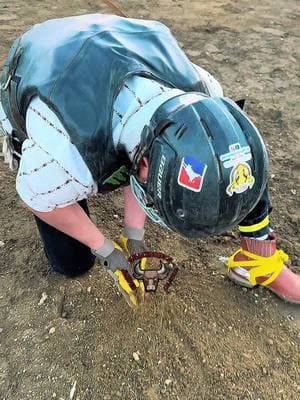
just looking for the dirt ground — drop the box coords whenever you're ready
[0,0,299,399]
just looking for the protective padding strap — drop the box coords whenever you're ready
[118,235,130,254]
[227,248,288,286]
[238,216,270,233]
[118,234,146,297]
[114,270,141,307]
[113,241,123,252]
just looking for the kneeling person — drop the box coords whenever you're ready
[1,13,299,305]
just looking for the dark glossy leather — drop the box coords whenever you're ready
[0,14,207,189]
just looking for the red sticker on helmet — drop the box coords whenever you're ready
[177,156,207,192]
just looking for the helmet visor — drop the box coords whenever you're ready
[130,175,168,228]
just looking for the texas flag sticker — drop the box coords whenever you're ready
[177,156,207,192]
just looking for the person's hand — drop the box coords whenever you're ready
[118,233,149,271]
[92,239,143,309]
[122,237,148,255]
[91,239,131,273]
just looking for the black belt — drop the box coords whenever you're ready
[8,128,27,166]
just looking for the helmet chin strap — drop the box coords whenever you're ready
[129,175,168,228]
[130,125,152,174]
[137,157,149,183]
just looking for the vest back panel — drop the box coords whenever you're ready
[0,14,206,188]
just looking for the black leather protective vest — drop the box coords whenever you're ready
[0,14,208,191]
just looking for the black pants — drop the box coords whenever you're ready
[240,187,271,226]
[34,199,95,277]
[34,190,271,277]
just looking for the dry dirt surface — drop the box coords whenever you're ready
[0,1,299,399]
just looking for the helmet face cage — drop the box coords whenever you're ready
[130,175,168,228]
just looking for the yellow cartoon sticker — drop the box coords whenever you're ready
[226,162,255,196]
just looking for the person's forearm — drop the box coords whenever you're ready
[123,185,147,229]
[30,203,105,250]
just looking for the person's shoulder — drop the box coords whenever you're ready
[191,63,224,97]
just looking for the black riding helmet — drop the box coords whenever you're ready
[130,93,268,238]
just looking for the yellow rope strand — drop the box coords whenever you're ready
[227,248,288,286]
